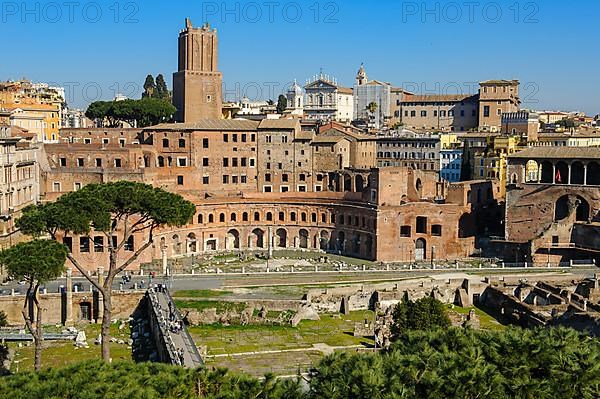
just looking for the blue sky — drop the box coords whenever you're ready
[1,0,598,114]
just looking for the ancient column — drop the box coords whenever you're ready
[65,268,73,326]
[96,267,104,322]
[162,247,168,276]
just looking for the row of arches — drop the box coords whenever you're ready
[195,209,377,231]
[524,160,600,186]
[160,228,375,259]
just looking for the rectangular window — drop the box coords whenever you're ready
[94,236,104,252]
[77,158,84,167]
[114,158,122,167]
[400,226,411,237]
[202,176,209,184]
[223,175,229,184]
[177,158,187,167]
[202,157,209,167]
[223,158,229,167]
[250,158,256,167]
[79,237,90,253]
[119,138,126,147]
[232,175,238,184]
[177,175,184,185]
[59,157,67,166]
[124,236,134,251]
[241,157,247,167]
[242,134,247,142]
[241,175,247,183]
[202,138,209,148]
[233,134,238,142]
[432,225,442,236]
[223,134,229,142]
[95,158,102,167]
[483,106,490,117]
[232,158,238,167]
[74,182,82,191]
[265,173,271,182]
[416,217,427,234]
[53,182,61,192]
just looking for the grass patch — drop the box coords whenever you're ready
[175,300,246,313]
[9,323,131,373]
[189,311,374,356]
[172,289,232,298]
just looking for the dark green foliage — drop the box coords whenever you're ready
[0,361,303,399]
[0,310,8,327]
[143,74,156,98]
[276,94,287,114]
[155,74,170,101]
[0,240,67,370]
[85,98,176,128]
[309,327,600,399]
[556,118,576,129]
[391,296,451,335]
[0,328,598,398]
[17,181,195,238]
[0,240,67,284]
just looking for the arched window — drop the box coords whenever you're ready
[162,138,169,148]
[254,212,260,221]
[219,213,225,223]
[230,213,237,222]
[208,214,214,223]
[197,214,203,224]
[279,212,285,221]
[242,212,249,222]
[266,212,273,221]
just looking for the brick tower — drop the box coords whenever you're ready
[173,18,223,122]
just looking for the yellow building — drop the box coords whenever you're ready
[439,133,462,149]
[473,134,523,198]
[4,103,60,142]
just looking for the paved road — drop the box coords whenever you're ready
[1,266,597,296]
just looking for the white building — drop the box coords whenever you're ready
[62,108,90,128]
[304,73,353,123]
[440,148,462,182]
[353,64,391,129]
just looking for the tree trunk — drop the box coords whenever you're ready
[101,289,112,362]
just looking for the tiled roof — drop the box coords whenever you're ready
[480,79,519,85]
[311,135,346,144]
[148,119,260,131]
[510,146,600,159]
[258,119,299,130]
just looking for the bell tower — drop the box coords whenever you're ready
[173,18,223,122]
